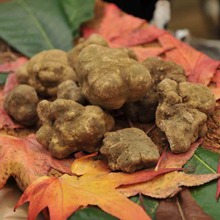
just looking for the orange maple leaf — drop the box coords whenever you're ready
[15,154,177,220]
[0,134,73,191]
[118,140,220,198]
[119,171,220,199]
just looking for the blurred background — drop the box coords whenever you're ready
[169,0,220,59]
[169,0,220,39]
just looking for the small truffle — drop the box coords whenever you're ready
[4,84,39,126]
[36,99,114,159]
[156,78,215,153]
[57,80,85,104]
[68,34,109,70]
[17,50,76,97]
[124,57,186,123]
[100,128,160,173]
[76,45,152,109]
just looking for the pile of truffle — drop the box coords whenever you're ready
[4,34,216,173]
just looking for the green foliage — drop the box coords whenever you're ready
[69,196,158,220]
[185,147,220,219]
[0,0,95,57]
[61,0,94,38]
[0,73,8,85]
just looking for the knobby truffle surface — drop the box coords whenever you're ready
[124,57,186,122]
[68,34,109,70]
[100,128,160,173]
[57,80,85,104]
[76,45,152,109]
[36,99,114,159]
[4,84,39,126]
[17,50,76,97]
[156,78,216,153]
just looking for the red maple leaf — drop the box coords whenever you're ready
[159,33,220,86]
[82,4,164,48]
[0,134,73,191]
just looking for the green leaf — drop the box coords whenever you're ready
[61,0,95,38]
[0,73,8,85]
[184,147,220,219]
[68,196,158,220]
[0,0,72,57]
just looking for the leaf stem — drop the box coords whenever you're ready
[193,154,216,174]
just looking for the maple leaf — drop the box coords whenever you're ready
[118,140,220,199]
[159,33,220,86]
[0,74,20,129]
[156,139,203,170]
[2,73,18,96]
[156,189,212,220]
[212,68,220,88]
[0,134,73,191]
[82,4,164,48]
[15,154,178,220]
[203,107,220,153]
[131,46,173,62]
[119,171,220,199]
[0,57,27,73]
[211,88,220,100]
[216,158,220,200]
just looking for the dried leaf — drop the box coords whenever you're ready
[119,171,220,199]
[82,4,164,48]
[15,155,177,220]
[157,139,203,169]
[216,158,220,200]
[204,107,220,153]
[0,91,20,129]
[2,73,18,96]
[131,46,172,62]
[211,88,220,100]
[159,33,220,86]
[0,57,27,73]
[156,189,212,220]
[0,134,73,191]
[212,68,220,88]
[0,73,20,129]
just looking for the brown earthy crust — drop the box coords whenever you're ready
[76,44,152,109]
[36,99,114,159]
[100,128,160,173]
[124,57,186,123]
[4,84,39,126]
[16,50,76,98]
[156,78,215,153]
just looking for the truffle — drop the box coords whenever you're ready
[57,80,85,104]
[100,128,160,173]
[4,84,39,126]
[124,57,186,123]
[156,78,215,153]
[17,50,76,97]
[76,45,152,109]
[36,99,114,159]
[68,34,109,70]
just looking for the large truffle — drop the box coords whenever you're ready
[100,128,160,173]
[76,45,152,109]
[68,34,109,70]
[17,50,76,97]
[124,57,186,123]
[156,78,216,153]
[36,99,114,159]
[4,84,39,126]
